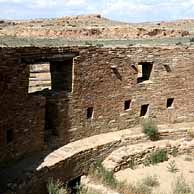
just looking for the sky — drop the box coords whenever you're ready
[0,0,194,22]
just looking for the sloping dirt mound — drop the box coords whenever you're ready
[0,14,193,39]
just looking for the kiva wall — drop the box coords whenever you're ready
[0,46,194,163]
[70,46,194,137]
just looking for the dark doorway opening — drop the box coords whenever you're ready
[67,176,81,194]
[140,104,149,117]
[6,129,13,144]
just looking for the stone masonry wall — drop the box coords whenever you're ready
[68,46,194,139]
[3,126,192,194]
[1,46,194,163]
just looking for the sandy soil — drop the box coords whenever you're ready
[81,176,119,194]
[0,14,194,39]
[115,154,194,194]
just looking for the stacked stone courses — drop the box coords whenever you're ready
[1,45,194,164]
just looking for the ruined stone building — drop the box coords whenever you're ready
[1,45,194,164]
[1,45,194,193]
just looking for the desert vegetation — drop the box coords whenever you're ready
[0,36,193,47]
[48,152,194,194]
[143,149,168,166]
[142,118,159,141]
[47,178,95,194]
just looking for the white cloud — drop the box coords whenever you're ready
[29,0,57,8]
[0,0,48,6]
[29,0,88,8]
[100,0,194,22]
[102,0,150,15]
[0,0,88,8]
[65,0,87,6]
[0,0,23,2]
[103,0,193,14]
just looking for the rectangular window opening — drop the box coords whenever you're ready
[164,65,171,72]
[28,58,74,94]
[28,63,51,93]
[6,129,13,144]
[50,58,73,92]
[137,62,153,83]
[167,98,174,108]
[124,100,131,110]
[140,104,149,117]
[87,107,93,119]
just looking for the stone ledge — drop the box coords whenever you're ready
[2,122,194,194]
[103,138,194,173]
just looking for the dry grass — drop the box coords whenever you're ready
[0,36,192,47]
[88,160,157,194]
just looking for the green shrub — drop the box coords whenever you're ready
[90,160,117,189]
[190,37,194,43]
[75,184,89,194]
[128,158,136,169]
[172,175,191,194]
[143,158,152,166]
[172,147,178,157]
[176,42,183,45]
[101,170,117,187]
[144,149,168,166]
[184,156,193,162]
[47,178,68,194]
[135,183,152,194]
[89,161,154,194]
[141,175,159,187]
[167,160,179,173]
[96,43,104,47]
[187,129,194,139]
[142,118,159,141]
[84,41,93,46]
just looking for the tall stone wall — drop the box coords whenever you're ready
[1,46,194,163]
[69,46,194,138]
[0,48,45,163]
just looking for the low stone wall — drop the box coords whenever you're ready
[103,138,194,173]
[2,124,192,194]
[3,129,134,194]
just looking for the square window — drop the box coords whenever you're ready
[167,98,174,108]
[137,62,153,83]
[28,58,74,94]
[87,107,93,119]
[124,100,131,110]
[164,65,171,72]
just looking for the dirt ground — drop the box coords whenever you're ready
[1,14,194,40]
[115,154,194,194]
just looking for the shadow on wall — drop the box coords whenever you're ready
[0,55,78,193]
[0,150,82,194]
[0,151,50,193]
[26,55,77,147]
[111,66,122,81]
[44,91,72,146]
